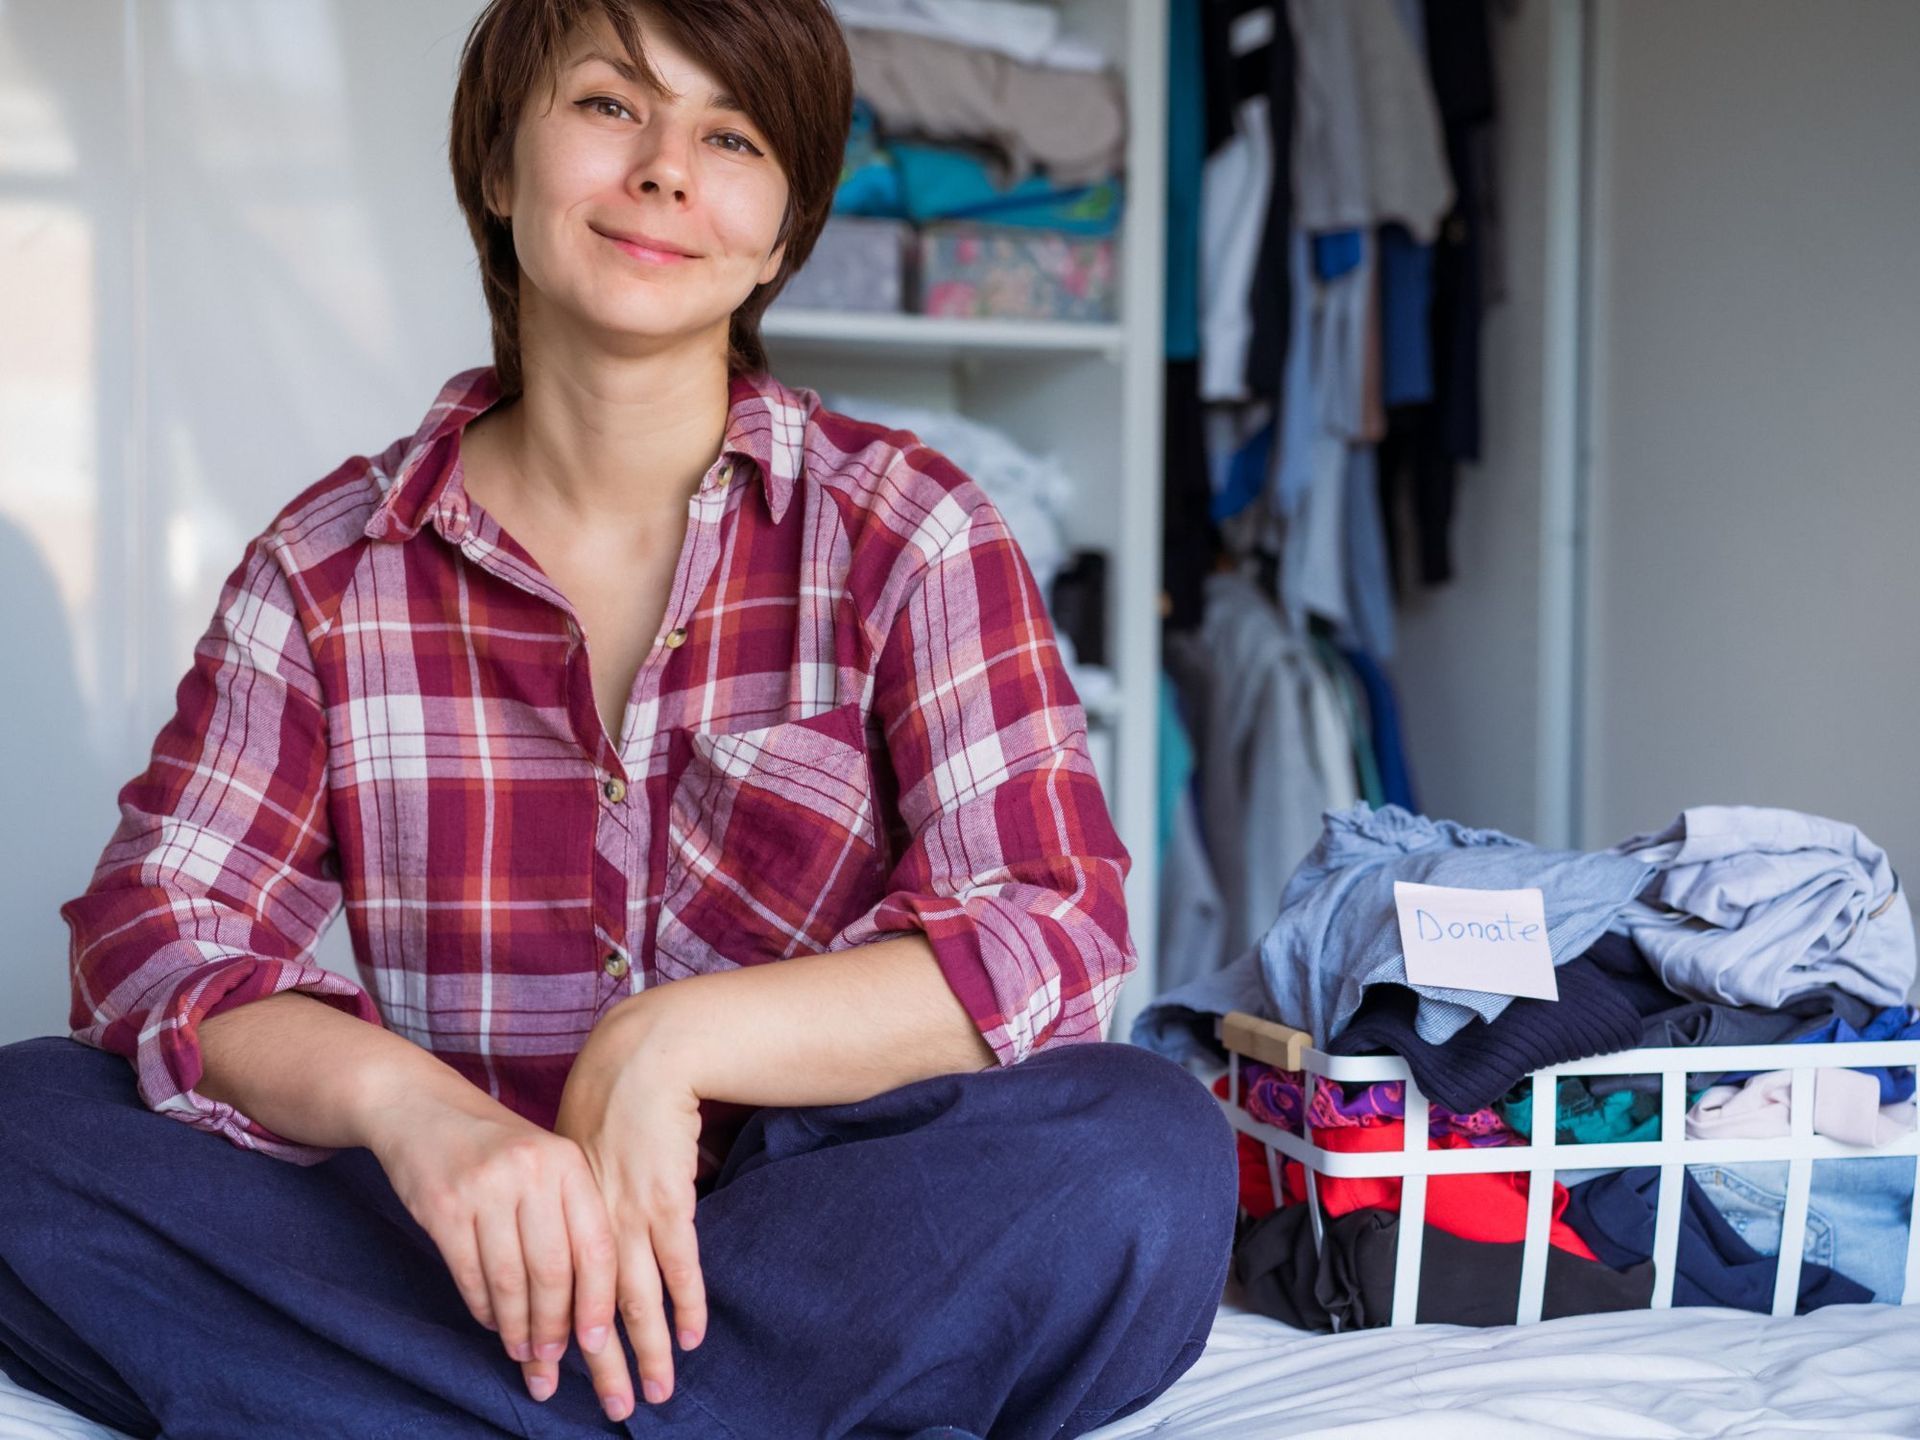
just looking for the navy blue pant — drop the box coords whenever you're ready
[0,1035,1235,1438]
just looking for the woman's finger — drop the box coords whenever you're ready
[516,1189,577,1364]
[515,1190,576,1398]
[563,1168,633,1421]
[474,1201,533,1366]
[433,1214,497,1334]
[650,1200,707,1355]
[615,1225,674,1407]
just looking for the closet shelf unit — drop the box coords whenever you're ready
[764,0,1170,1046]
[763,309,1126,362]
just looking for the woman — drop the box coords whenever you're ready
[0,2,1236,1436]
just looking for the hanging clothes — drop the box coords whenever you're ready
[1198,88,1273,399]
[1311,635,1383,807]
[1378,0,1498,591]
[1157,673,1230,991]
[1164,570,1353,960]
[1243,1,1299,400]
[1339,645,1417,809]
[1286,0,1453,240]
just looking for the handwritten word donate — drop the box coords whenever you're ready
[1412,910,1542,944]
[1393,881,1559,1000]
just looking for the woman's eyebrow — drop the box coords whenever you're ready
[569,49,642,81]
[569,50,744,112]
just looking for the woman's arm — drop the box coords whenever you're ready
[61,532,390,1163]
[198,990,478,1150]
[587,933,997,1110]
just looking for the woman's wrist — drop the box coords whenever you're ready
[353,1039,495,1156]
[600,987,706,1091]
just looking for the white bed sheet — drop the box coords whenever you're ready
[7,1301,1920,1439]
[1085,1300,1920,1439]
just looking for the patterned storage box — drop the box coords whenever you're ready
[773,215,911,313]
[915,221,1117,322]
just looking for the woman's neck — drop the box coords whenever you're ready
[492,345,732,530]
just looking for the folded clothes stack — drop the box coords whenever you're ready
[781,0,1127,320]
[1137,800,1920,1329]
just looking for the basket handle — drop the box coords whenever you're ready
[1217,1011,1314,1071]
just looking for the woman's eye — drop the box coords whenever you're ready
[575,97,761,155]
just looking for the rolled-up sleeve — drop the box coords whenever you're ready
[829,489,1137,1066]
[60,531,384,1164]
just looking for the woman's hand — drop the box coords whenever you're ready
[550,996,709,1417]
[359,1074,627,1411]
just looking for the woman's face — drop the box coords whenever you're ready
[488,10,789,363]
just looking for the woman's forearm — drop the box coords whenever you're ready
[197,990,471,1151]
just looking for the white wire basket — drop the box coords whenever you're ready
[1213,1009,1920,1326]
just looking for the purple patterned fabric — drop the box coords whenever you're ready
[1238,1059,1520,1147]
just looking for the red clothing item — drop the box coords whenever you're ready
[1214,1075,1596,1259]
[61,365,1135,1177]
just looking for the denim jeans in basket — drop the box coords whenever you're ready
[1686,1157,1916,1302]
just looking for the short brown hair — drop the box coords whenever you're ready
[449,0,853,395]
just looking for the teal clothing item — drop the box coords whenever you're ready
[1499,1076,1711,1145]
[890,142,1124,234]
[1158,672,1197,864]
[1165,0,1203,359]
[832,97,905,216]
[1501,1078,1662,1145]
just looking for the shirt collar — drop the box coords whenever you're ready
[362,363,804,545]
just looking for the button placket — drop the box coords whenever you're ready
[613,474,725,987]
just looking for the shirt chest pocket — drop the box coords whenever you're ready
[653,699,888,976]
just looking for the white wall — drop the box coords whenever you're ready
[1580,0,1920,878]
[1398,0,1920,908]
[2,0,494,1044]
[1390,0,1553,841]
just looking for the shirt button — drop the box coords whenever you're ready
[603,949,629,979]
[664,627,688,649]
[601,776,626,804]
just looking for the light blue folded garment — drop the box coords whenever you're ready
[1132,803,1656,1057]
[1608,806,1917,1012]
[1260,804,1657,1045]
[1129,945,1266,1065]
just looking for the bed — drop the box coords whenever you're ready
[1086,1292,1920,1439]
[7,1291,1920,1438]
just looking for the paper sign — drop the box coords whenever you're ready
[1393,881,1559,1001]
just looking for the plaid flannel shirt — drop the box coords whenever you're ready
[61,364,1135,1178]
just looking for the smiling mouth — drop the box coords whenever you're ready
[598,231,699,265]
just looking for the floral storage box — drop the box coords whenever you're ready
[915,221,1117,322]
[773,215,911,313]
